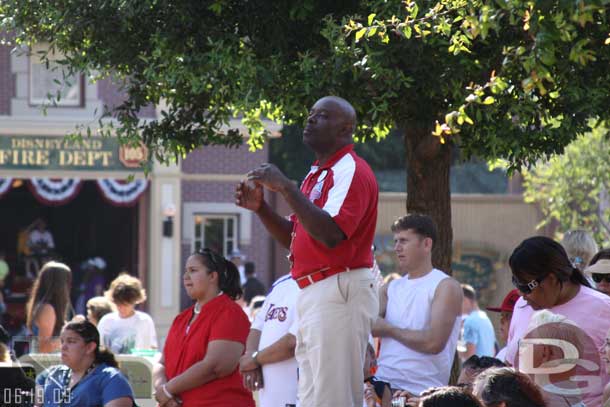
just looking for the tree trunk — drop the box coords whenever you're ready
[403,125,453,274]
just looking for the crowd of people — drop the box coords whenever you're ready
[1,262,154,406]
[2,95,610,407]
[232,96,610,407]
[0,247,272,406]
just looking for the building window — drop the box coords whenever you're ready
[194,214,238,257]
[29,45,83,107]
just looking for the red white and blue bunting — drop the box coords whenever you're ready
[0,177,12,199]
[96,179,148,207]
[28,178,83,206]
[2,178,148,207]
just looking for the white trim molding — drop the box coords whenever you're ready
[182,202,252,248]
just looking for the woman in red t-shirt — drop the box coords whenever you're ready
[153,248,254,407]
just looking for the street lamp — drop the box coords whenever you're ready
[162,204,176,238]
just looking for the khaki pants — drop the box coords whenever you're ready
[295,268,379,407]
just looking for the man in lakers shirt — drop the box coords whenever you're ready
[240,274,299,407]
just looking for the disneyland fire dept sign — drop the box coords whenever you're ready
[0,136,146,171]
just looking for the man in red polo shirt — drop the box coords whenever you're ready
[235,95,379,407]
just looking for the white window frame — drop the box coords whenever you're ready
[193,214,238,257]
[183,202,252,253]
[29,44,82,107]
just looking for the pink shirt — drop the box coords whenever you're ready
[506,285,610,406]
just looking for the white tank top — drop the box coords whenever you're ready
[375,268,460,395]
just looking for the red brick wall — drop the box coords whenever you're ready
[182,143,269,175]
[97,77,156,118]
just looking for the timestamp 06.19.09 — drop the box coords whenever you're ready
[3,387,70,405]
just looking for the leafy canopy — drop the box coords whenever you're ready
[0,0,609,171]
[0,1,361,162]
[339,0,610,170]
[522,125,610,245]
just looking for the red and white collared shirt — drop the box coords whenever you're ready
[289,144,378,280]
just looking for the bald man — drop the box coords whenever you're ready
[236,96,379,407]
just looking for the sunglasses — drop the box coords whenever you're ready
[197,248,227,276]
[592,273,610,284]
[198,248,220,266]
[511,274,548,294]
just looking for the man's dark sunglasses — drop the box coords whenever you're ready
[511,274,547,294]
[592,273,610,283]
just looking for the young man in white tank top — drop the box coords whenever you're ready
[373,214,463,396]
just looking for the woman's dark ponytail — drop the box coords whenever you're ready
[194,248,243,300]
[569,267,592,288]
[63,319,119,368]
[221,258,243,300]
[94,346,119,368]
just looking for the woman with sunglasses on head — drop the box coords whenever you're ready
[504,236,610,405]
[35,319,134,406]
[152,248,254,407]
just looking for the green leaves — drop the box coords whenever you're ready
[340,0,610,167]
[3,0,609,174]
[355,27,367,41]
[569,39,597,66]
[367,13,376,25]
[408,3,419,19]
[522,125,610,245]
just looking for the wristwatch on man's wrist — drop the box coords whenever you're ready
[251,351,260,366]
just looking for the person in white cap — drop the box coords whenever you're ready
[586,252,610,296]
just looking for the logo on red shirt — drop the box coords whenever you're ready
[308,170,327,202]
